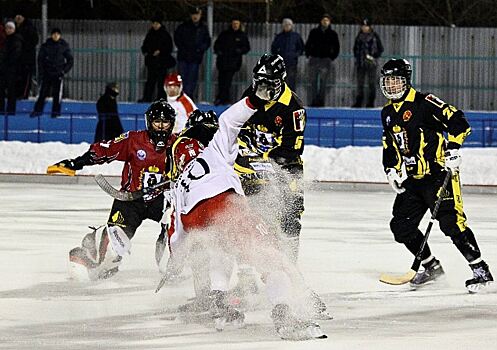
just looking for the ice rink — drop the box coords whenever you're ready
[1,181,496,350]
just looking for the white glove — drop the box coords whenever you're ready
[444,149,461,170]
[386,168,406,194]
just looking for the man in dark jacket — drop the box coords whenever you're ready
[271,18,304,91]
[31,28,73,118]
[174,7,211,98]
[0,21,23,115]
[140,13,175,102]
[352,19,383,108]
[213,18,250,105]
[15,12,39,99]
[95,82,123,142]
[304,13,340,107]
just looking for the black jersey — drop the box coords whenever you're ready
[381,87,471,178]
[243,84,306,168]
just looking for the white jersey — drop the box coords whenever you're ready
[167,98,256,252]
[167,93,197,133]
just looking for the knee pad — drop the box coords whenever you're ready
[68,225,130,281]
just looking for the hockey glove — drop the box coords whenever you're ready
[444,149,461,171]
[47,150,95,176]
[386,168,406,194]
[246,82,273,110]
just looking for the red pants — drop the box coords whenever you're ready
[180,190,278,265]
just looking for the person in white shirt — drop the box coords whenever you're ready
[162,84,326,340]
[163,73,197,133]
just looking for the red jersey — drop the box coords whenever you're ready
[89,130,176,201]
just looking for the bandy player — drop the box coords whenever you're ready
[163,83,327,340]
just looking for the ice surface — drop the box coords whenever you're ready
[1,182,496,349]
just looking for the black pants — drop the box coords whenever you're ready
[354,64,377,107]
[142,65,167,102]
[107,194,164,240]
[33,75,63,116]
[216,69,237,104]
[0,73,17,114]
[18,65,35,99]
[390,171,481,263]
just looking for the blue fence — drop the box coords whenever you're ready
[2,101,497,147]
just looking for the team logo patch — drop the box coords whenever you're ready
[402,110,412,122]
[392,125,401,133]
[292,109,305,132]
[114,132,129,143]
[425,94,446,108]
[274,115,283,126]
[137,149,147,160]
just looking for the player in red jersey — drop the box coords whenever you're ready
[47,99,177,281]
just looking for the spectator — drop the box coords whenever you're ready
[174,7,211,98]
[15,11,39,99]
[0,18,6,51]
[0,21,23,115]
[31,28,73,118]
[305,13,340,107]
[352,19,383,108]
[271,18,304,91]
[140,12,175,102]
[163,72,197,133]
[94,82,123,143]
[213,18,250,105]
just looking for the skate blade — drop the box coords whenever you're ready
[277,325,327,340]
[467,281,493,294]
[214,316,246,332]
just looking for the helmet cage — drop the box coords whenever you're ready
[380,75,408,100]
[145,100,176,148]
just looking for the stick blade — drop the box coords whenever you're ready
[379,269,417,285]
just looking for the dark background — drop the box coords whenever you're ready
[1,0,497,27]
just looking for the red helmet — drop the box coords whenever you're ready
[173,137,205,173]
[164,73,183,87]
[164,73,183,98]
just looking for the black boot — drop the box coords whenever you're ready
[466,260,493,293]
[209,290,245,331]
[410,257,445,288]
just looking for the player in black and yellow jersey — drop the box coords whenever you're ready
[380,58,493,292]
[240,54,306,264]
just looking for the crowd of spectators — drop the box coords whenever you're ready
[0,7,386,119]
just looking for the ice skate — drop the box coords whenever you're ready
[209,290,245,331]
[270,304,327,340]
[309,290,333,320]
[410,257,445,289]
[68,227,124,281]
[466,260,494,293]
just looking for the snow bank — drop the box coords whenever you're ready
[1,141,496,185]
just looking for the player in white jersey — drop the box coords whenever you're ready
[164,73,197,133]
[163,86,327,340]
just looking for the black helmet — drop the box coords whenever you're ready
[252,54,287,101]
[185,109,218,129]
[144,99,176,148]
[379,59,412,100]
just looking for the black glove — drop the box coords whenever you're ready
[55,150,95,171]
[247,86,268,110]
